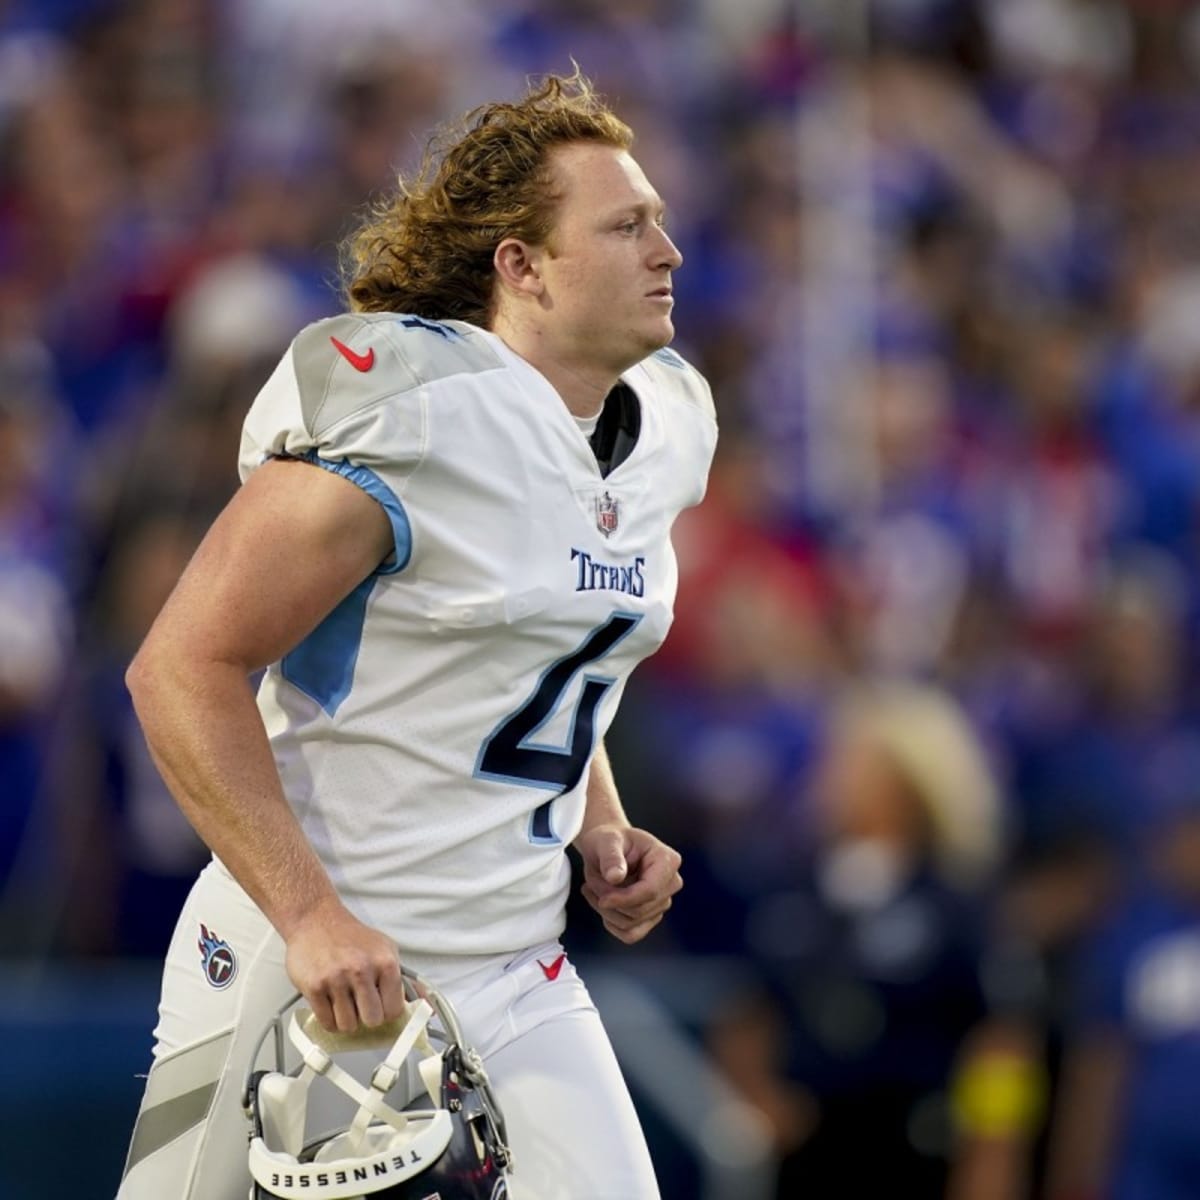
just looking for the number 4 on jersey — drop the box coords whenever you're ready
[475,613,641,843]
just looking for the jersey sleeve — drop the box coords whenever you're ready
[238,313,429,575]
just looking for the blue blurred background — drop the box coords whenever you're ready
[5,0,1200,1197]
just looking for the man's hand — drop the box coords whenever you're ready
[575,823,683,944]
[283,897,407,1032]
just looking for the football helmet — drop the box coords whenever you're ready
[243,969,511,1199]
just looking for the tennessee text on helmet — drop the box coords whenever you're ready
[243,968,511,1199]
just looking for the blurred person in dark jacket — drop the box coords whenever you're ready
[717,681,1036,1199]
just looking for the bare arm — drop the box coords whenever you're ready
[126,456,404,1031]
[1044,1029,1129,1200]
[945,1017,1046,1200]
[578,738,628,836]
[573,739,682,944]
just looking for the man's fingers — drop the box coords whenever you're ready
[581,835,683,944]
[584,883,666,923]
[330,988,359,1033]
[596,872,683,912]
[594,886,676,930]
[604,913,663,944]
[308,992,337,1033]
[285,911,405,1033]
[354,977,384,1029]
[309,972,402,1033]
[378,958,407,1024]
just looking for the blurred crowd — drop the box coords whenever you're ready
[4,0,1200,1197]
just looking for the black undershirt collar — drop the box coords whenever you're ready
[588,382,641,478]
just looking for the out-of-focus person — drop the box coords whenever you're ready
[1046,771,1200,1200]
[711,680,1035,1199]
[0,342,73,898]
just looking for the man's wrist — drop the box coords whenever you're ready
[271,881,345,941]
[572,818,631,847]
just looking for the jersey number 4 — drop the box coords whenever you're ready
[475,613,641,843]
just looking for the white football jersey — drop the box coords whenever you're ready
[237,312,716,956]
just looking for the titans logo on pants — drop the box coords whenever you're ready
[198,923,238,989]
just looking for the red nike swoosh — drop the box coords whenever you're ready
[537,953,567,982]
[330,336,375,372]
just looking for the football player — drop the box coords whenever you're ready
[118,70,715,1200]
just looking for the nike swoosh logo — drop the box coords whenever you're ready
[330,336,375,372]
[537,953,567,982]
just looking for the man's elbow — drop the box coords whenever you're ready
[125,641,160,719]
[125,635,185,723]
[126,635,251,719]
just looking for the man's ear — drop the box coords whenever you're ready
[494,237,545,298]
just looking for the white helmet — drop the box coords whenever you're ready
[243,969,511,1199]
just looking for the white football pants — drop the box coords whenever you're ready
[116,859,660,1200]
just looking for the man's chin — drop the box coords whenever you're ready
[608,323,677,374]
[643,320,675,353]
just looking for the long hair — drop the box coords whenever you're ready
[833,680,1004,888]
[340,70,632,328]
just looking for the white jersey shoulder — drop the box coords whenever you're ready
[627,345,717,425]
[238,312,505,488]
[290,312,502,436]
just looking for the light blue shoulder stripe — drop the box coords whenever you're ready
[278,452,411,716]
[296,451,412,574]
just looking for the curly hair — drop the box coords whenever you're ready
[340,71,633,328]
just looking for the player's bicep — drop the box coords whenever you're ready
[142,457,396,673]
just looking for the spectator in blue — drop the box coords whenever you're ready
[1047,775,1200,1200]
[1008,547,1199,857]
[0,342,74,898]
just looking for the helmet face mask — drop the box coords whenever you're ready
[244,970,511,1200]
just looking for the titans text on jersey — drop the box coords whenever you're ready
[571,549,646,596]
[237,312,717,957]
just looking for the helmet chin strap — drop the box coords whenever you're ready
[244,967,513,1192]
[288,998,442,1155]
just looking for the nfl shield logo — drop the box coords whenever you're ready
[595,491,619,537]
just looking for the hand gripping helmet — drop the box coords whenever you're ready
[243,969,511,1200]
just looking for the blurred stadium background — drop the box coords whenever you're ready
[5,0,1200,1196]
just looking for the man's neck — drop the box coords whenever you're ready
[491,315,619,419]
